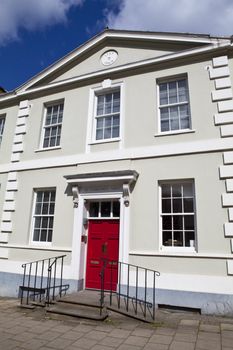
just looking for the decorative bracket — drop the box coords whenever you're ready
[72,186,79,208]
[123,183,130,207]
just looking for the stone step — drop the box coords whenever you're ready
[46,301,108,321]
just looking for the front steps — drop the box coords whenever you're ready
[46,290,108,321]
[46,290,156,322]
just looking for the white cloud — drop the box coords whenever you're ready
[106,0,233,36]
[0,0,83,45]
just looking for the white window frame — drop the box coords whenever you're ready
[40,100,64,150]
[0,115,5,146]
[86,81,124,149]
[159,180,196,252]
[30,188,56,246]
[157,76,192,134]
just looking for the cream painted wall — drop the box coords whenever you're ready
[53,45,175,83]
[0,105,18,164]
[0,174,7,221]
[5,152,229,275]
[128,152,228,254]
[1,58,219,164]
[7,166,77,261]
[123,60,218,148]
[129,255,228,276]
[21,87,90,161]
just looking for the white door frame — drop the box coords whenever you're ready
[69,191,130,286]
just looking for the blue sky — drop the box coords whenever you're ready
[1,0,233,92]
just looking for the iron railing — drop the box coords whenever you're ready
[100,259,160,321]
[20,255,69,307]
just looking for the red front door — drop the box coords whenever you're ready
[86,219,119,290]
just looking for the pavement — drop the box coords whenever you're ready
[0,298,233,349]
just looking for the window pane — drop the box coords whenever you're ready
[172,184,182,197]
[101,202,111,217]
[113,201,120,217]
[105,117,112,127]
[162,199,171,213]
[178,79,188,102]
[49,217,54,228]
[160,108,169,131]
[161,120,169,132]
[162,184,171,198]
[159,84,168,105]
[104,128,111,139]
[112,127,119,138]
[40,230,47,242]
[160,107,169,120]
[47,230,53,242]
[97,95,104,115]
[105,94,112,114]
[89,202,99,217]
[43,138,49,148]
[174,231,183,246]
[173,199,182,213]
[33,229,40,241]
[168,82,177,104]
[180,117,190,129]
[49,203,55,215]
[173,215,183,230]
[97,118,104,128]
[113,115,120,126]
[184,215,194,230]
[34,217,41,229]
[41,217,48,229]
[171,118,179,130]
[42,203,49,215]
[50,137,56,147]
[183,198,194,213]
[35,203,42,215]
[113,91,120,112]
[163,231,172,246]
[170,106,179,120]
[183,184,193,197]
[43,192,50,202]
[96,129,103,140]
[50,191,56,202]
[185,231,195,247]
[162,216,172,230]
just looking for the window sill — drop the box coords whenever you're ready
[30,242,52,247]
[154,129,196,137]
[161,246,196,254]
[35,146,61,153]
[89,138,121,145]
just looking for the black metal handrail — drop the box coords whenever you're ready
[20,255,68,307]
[100,258,160,321]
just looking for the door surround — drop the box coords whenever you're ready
[64,170,138,284]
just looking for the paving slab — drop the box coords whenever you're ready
[170,340,195,350]
[0,298,233,350]
[221,323,233,331]
[180,319,200,327]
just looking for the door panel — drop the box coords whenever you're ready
[86,220,119,290]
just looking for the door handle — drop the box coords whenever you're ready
[101,242,108,253]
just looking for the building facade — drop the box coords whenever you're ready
[0,29,233,314]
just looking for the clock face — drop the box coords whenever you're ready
[101,50,118,66]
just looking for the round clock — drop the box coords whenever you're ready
[101,50,118,66]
